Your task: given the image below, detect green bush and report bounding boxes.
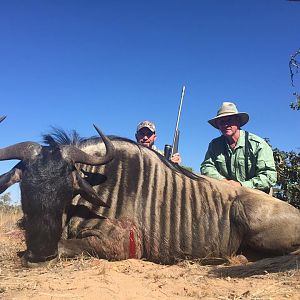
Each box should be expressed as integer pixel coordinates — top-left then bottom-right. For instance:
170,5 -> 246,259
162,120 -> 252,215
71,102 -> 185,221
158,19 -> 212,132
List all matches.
273,149 -> 300,208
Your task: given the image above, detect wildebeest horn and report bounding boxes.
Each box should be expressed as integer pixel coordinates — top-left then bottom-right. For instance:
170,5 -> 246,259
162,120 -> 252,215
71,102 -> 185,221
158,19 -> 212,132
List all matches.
72,171 -> 110,208
0,166 -> 22,194
0,142 -> 42,161
0,116 -> 6,123
63,125 -> 115,165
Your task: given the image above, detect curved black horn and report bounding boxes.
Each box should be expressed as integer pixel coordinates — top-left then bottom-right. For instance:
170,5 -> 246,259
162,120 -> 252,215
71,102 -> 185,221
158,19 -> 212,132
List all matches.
63,125 -> 115,165
0,142 -> 42,161
0,166 -> 22,194
0,116 -> 6,123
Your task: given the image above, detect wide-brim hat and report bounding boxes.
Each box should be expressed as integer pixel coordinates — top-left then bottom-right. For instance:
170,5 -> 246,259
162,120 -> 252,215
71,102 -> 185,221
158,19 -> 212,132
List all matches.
0,116 -> 6,123
208,102 -> 249,129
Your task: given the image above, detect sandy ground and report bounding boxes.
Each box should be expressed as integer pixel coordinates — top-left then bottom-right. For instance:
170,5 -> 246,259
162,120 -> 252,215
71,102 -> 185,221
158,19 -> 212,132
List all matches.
1,229 -> 300,300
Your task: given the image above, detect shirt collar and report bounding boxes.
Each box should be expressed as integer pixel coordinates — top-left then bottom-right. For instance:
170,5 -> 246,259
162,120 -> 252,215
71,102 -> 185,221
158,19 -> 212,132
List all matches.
223,129 -> 245,152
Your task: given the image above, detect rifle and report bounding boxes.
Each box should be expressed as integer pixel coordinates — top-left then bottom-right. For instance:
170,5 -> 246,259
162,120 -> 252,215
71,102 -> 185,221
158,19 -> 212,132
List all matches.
164,86 -> 185,160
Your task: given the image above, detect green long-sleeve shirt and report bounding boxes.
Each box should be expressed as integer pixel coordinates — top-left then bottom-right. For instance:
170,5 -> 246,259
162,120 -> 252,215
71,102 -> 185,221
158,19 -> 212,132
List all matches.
200,130 -> 277,191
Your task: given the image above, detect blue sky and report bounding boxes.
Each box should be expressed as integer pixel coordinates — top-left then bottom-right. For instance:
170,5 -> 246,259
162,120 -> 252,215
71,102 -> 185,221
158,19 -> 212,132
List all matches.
0,1 -> 299,203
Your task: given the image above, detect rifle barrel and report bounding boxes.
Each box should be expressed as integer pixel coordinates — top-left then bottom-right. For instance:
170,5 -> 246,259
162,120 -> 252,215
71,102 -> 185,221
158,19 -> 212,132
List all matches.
172,86 -> 185,155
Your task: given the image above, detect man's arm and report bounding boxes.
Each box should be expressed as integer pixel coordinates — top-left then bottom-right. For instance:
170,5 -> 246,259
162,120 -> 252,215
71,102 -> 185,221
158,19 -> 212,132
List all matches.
200,143 -> 226,180
240,141 -> 277,191
171,153 -> 181,164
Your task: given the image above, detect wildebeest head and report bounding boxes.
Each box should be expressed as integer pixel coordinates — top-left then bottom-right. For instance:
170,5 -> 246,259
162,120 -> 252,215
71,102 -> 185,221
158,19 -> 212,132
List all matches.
0,125 -> 114,265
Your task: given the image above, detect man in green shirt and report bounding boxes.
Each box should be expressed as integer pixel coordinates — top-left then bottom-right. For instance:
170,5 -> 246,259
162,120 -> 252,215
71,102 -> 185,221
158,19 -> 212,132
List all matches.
200,102 -> 277,192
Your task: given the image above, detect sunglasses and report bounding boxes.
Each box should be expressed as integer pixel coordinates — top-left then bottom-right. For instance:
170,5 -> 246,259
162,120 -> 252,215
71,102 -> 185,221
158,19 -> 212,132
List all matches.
217,116 -> 238,126
137,128 -> 155,137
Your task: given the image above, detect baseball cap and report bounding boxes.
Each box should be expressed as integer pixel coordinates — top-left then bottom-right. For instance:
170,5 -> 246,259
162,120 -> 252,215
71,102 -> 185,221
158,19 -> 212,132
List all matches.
136,120 -> 156,133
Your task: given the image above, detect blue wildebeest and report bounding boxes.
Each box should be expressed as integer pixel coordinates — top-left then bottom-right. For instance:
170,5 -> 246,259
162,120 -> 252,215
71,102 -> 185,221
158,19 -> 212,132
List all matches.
0,125 -> 300,271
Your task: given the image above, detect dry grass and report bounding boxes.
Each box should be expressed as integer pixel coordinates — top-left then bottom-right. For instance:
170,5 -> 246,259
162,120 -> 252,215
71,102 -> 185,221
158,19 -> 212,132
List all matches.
0,207 -> 22,232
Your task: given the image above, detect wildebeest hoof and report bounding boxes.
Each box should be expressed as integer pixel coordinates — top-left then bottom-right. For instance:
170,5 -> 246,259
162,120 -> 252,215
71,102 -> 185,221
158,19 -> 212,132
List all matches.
20,255 -> 58,268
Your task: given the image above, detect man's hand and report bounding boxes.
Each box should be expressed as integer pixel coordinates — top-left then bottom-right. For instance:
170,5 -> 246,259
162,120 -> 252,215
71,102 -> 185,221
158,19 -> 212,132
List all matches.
171,153 -> 181,164
221,179 -> 241,187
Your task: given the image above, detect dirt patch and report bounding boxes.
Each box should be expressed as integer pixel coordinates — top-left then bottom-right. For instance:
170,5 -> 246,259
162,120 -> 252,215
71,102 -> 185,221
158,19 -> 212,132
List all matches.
1,230 -> 300,300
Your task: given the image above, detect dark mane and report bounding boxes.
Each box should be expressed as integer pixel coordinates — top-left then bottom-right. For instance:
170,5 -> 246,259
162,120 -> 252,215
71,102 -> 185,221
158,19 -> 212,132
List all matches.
45,129 -> 200,180
42,127 -> 87,146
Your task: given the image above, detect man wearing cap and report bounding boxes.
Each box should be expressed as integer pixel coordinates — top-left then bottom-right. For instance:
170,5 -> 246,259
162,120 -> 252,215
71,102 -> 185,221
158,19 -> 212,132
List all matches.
200,102 -> 276,192
135,120 -> 181,164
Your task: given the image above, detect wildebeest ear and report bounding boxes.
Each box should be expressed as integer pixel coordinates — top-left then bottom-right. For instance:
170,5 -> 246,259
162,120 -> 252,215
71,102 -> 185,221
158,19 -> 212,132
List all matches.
80,169 -> 107,186
0,164 -> 22,194
72,171 -> 110,208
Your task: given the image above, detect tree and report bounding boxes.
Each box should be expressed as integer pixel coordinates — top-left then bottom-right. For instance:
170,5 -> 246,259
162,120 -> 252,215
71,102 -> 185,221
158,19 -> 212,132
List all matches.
0,193 -> 12,208
0,193 -> 15,213
289,48 -> 300,110
273,148 -> 300,208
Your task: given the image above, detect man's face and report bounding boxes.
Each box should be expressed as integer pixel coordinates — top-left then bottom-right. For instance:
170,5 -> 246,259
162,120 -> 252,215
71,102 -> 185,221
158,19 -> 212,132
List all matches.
135,127 -> 156,148
216,115 -> 240,138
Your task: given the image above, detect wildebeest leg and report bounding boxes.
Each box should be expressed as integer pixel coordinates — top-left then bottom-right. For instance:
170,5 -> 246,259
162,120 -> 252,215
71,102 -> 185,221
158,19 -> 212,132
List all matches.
58,237 -> 101,258
59,218 -> 143,260
234,193 -> 300,255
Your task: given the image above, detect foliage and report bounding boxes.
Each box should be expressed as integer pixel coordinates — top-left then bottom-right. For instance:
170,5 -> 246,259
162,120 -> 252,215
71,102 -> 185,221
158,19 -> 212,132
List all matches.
273,149 -> 300,208
0,193 -> 21,213
289,48 -> 300,110
290,92 -> 300,110
0,193 -> 22,230
182,165 -> 194,173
